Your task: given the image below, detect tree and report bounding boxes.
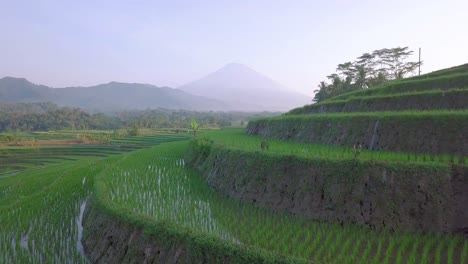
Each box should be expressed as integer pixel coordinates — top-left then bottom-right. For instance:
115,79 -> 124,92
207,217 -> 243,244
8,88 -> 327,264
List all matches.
379,47 -> 420,79
313,46 -> 421,102
191,119 -> 199,140
313,81 -> 330,102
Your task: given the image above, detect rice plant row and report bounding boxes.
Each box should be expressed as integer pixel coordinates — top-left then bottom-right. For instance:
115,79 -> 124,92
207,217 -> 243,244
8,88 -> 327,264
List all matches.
0,132 -> 190,176
0,133 -> 190,263
0,160 -> 97,263
98,141 -> 468,263
200,129 -> 465,165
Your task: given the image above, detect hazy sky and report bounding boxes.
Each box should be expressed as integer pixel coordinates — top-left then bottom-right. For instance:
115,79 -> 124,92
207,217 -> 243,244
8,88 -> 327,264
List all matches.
1,0 -> 467,96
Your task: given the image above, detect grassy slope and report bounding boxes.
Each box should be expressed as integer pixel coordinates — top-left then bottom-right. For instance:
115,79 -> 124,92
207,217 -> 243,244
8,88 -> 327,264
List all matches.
2,130 -> 467,263
247,110 -> 468,155
91,140 -> 467,263
201,128 -> 463,164
0,132 -> 189,263
288,88 -> 468,114
328,67 -> 468,102
0,132 -> 189,176
288,63 -> 468,115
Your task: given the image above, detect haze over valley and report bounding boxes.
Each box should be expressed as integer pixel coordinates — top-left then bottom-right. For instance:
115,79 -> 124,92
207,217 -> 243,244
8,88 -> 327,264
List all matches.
1,63 -> 310,112
1,1 -> 467,264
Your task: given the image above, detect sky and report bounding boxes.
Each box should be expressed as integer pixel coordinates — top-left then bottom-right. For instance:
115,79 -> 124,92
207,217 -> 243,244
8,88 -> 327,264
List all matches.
1,0 -> 467,96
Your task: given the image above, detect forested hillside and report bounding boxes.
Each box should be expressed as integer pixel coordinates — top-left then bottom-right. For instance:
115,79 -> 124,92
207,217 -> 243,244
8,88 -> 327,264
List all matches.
0,102 -> 276,132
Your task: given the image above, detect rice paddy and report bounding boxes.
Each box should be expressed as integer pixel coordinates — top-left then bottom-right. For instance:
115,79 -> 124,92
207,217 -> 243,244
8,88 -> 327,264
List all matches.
1,124 -> 466,263
199,128 -> 465,165
0,131 -> 189,263
0,131 -> 189,176
96,140 -> 468,263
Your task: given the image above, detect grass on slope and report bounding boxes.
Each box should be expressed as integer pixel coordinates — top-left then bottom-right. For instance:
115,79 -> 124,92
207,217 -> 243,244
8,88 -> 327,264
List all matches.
288,88 -> 468,115
0,132 -> 189,176
96,141 -> 468,263
0,132 -> 191,263
327,71 -> 468,102
0,159 -> 98,263
406,63 -> 468,81
202,128 -> 465,165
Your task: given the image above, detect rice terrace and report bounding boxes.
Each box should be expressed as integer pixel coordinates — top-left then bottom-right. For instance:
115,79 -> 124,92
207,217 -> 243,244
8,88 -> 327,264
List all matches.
2,2 -> 468,263
0,62 -> 467,263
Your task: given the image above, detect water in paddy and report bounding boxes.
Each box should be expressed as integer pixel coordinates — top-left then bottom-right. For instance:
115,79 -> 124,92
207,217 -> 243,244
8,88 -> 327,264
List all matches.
108,158 -> 240,244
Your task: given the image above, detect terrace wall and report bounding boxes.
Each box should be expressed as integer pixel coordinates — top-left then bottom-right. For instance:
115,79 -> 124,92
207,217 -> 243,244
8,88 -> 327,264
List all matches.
246,113 -> 468,155
82,196 -> 304,264
288,89 -> 468,115
328,72 -> 468,101
187,143 -> 468,234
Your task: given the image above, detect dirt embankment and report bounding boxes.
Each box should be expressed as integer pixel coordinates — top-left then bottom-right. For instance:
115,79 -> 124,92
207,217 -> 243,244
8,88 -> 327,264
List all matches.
290,89 -> 468,114
247,115 -> 467,156
187,144 -> 468,234
82,200 -> 302,264
82,204 -> 192,263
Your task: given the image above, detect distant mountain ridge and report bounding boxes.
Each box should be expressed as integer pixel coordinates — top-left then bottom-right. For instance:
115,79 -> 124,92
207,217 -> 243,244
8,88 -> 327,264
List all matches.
1,63 -> 312,112
0,77 -> 227,112
179,63 -> 312,111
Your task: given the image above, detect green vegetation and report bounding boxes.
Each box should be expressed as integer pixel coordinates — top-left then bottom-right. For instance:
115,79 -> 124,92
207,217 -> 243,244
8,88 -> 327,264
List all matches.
405,63 -> 468,81
313,46 -> 422,102
247,110 -> 468,156
328,71 -> 468,102
311,59 -> 468,115
0,132 -> 191,263
289,88 -> 468,114
1,128 -> 467,262
2,62 -> 467,263
0,102 -> 277,133
200,128 -> 463,164
0,158 -> 97,263
93,140 -> 467,263
0,130 -> 189,176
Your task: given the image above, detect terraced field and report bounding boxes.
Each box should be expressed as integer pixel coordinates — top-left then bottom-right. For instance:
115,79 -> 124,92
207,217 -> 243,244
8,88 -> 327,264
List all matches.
87,141 -> 467,263
1,63 -> 467,263
290,63 -> 468,115
201,128 -> 464,164
0,132 -> 189,263
0,132 -> 189,176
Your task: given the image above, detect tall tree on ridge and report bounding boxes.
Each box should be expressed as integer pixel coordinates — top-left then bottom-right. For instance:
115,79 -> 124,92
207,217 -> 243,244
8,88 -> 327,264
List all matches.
313,46 -> 421,102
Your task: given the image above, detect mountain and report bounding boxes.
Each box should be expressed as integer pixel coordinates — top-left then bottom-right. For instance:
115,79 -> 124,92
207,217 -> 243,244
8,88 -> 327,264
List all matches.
0,77 -> 227,112
179,63 -> 312,111
0,77 -> 51,102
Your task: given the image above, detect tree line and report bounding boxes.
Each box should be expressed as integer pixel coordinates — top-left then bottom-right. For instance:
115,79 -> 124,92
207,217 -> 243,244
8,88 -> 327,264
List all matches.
0,102 -> 277,132
313,46 -> 421,102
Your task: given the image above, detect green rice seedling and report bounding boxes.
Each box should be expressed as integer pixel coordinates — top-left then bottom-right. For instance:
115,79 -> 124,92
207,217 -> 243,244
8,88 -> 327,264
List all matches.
434,237 -> 446,264
88,139 -> 467,263
447,236 -> 462,264
199,128 -> 463,165
461,241 -> 468,264
0,132 -> 190,263
395,234 -> 413,264
333,235 -> 354,263
358,234 -> 376,263
370,237 -> 384,264
420,236 -> 436,263
406,237 -> 421,264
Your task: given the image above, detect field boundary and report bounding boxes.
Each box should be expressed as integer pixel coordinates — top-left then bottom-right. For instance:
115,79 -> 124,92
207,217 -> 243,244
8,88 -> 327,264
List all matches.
82,146 -> 307,264
289,89 -> 468,115
247,111 -> 468,155
186,140 -> 468,234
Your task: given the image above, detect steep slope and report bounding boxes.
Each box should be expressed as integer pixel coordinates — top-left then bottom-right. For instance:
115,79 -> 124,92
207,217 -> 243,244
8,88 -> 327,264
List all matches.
179,63 -> 311,111
0,77 -> 227,111
0,77 -> 51,102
